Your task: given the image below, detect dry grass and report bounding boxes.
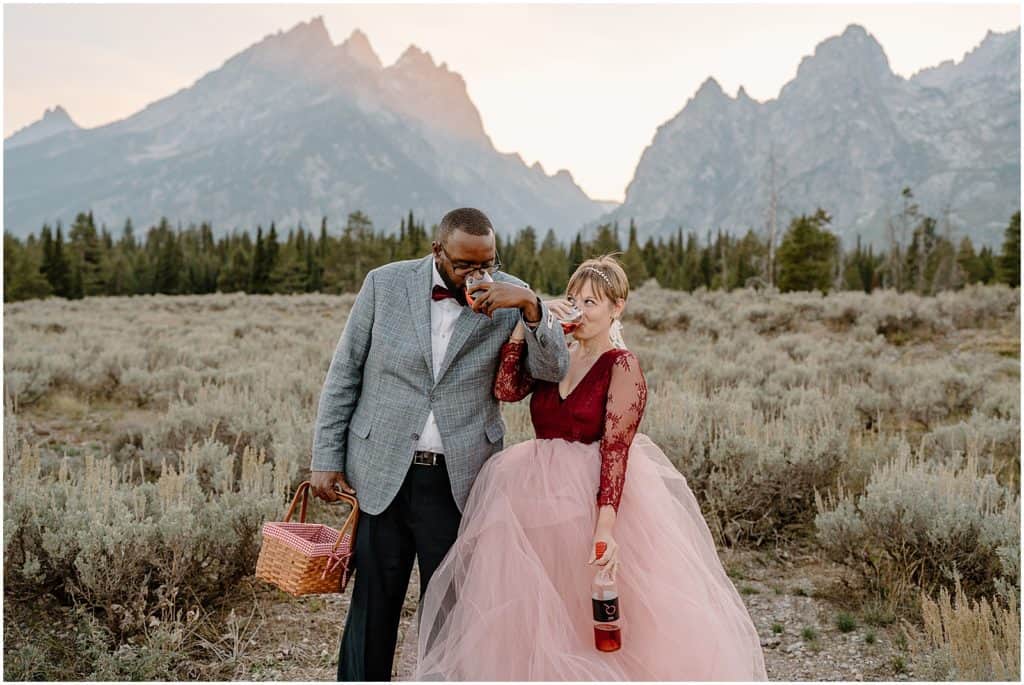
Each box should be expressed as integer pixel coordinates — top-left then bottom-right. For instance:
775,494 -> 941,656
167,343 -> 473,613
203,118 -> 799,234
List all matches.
914,578 -> 1020,680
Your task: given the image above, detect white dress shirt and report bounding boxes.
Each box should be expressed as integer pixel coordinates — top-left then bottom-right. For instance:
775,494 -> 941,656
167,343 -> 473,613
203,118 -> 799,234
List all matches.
416,260 -> 464,454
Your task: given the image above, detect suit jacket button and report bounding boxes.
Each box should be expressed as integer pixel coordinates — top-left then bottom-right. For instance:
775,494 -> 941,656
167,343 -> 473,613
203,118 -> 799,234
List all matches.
411,433 -> 419,440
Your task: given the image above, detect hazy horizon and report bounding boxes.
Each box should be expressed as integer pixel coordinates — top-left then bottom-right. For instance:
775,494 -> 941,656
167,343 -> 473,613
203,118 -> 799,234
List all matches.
4,3 -> 1021,201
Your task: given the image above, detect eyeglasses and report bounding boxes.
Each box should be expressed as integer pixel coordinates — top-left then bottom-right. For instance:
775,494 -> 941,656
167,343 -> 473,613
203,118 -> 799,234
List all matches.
438,243 -> 502,275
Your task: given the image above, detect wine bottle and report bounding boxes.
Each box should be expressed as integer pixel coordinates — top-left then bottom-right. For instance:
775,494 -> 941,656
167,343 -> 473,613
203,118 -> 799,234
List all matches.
592,542 -> 622,652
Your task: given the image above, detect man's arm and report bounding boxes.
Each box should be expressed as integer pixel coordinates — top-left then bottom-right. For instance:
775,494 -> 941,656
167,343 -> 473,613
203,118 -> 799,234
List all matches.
518,297 -> 570,383
310,269 -> 376,474
468,278 -> 570,383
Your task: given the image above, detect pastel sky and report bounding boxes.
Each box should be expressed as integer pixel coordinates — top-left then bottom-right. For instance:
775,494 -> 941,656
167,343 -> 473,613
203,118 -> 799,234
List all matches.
4,2 -> 1020,201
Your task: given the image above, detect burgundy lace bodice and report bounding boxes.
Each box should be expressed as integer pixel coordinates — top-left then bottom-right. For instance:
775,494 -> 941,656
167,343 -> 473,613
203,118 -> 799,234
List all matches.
494,341 -> 648,512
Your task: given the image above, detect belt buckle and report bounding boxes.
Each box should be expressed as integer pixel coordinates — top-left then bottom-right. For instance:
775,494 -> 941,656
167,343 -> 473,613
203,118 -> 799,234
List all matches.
414,451 -> 438,466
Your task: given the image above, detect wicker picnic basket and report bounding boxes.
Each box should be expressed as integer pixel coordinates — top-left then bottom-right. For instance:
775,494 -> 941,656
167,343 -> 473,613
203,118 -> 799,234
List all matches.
255,481 -> 359,596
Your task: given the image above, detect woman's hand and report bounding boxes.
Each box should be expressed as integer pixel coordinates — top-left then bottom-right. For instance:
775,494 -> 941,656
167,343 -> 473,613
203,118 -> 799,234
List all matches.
587,527 -> 620,581
509,320 -> 526,342
544,298 -> 576,321
588,504 -> 619,579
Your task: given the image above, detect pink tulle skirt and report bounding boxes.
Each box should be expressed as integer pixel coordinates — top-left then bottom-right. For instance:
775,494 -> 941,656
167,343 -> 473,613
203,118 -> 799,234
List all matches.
413,434 -> 768,681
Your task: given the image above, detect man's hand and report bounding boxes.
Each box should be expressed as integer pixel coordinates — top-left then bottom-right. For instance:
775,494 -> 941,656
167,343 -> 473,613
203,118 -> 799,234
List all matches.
467,282 -> 536,319
311,470 -> 356,502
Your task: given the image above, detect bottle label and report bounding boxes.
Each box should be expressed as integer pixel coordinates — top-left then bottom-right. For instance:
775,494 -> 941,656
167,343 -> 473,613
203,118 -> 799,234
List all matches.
592,596 -> 620,622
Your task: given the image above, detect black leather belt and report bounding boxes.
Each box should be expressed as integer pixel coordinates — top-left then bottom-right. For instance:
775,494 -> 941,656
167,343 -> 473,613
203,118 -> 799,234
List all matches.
413,450 -> 445,466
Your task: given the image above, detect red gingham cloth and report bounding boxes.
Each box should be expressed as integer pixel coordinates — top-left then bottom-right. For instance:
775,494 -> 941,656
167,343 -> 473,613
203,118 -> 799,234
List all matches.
263,522 -> 354,580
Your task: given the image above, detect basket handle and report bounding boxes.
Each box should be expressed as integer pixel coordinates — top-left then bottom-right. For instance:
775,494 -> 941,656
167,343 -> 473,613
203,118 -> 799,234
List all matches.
284,481 -> 361,524
323,494 -> 361,579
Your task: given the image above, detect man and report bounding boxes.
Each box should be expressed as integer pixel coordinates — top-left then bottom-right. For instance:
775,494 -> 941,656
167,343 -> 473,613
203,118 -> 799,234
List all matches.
309,207 -> 570,681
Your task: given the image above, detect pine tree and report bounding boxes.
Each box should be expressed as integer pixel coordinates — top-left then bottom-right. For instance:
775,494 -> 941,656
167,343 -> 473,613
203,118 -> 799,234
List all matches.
622,219 -> 648,285
47,224 -> 71,297
153,218 -> 182,294
39,224 -> 56,290
510,226 -> 540,288
4,232 -> 52,301
641,237 -> 659,283
998,211 -> 1020,287
733,229 -> 763,288
535,229 -> 567,295
904,216 -> 938,294
590,223 -> 621,256
304,236 -> 318,292
68,211 -> 105,296
121,218 -> 137,253
777,208 -> 839,293
956,236 -> 983,284
568,233 -> 584,270
265,222 -> 281,291
699,230 -> 713,289
682,231 -> 701,291
218,241 -> 250,293
249,226 -> 266,293
978,246 -> 997,284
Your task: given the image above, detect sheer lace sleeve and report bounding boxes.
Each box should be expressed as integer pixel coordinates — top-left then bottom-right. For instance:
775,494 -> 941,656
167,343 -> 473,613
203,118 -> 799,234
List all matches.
494,340 -> 536,402
597,351 -> 648,513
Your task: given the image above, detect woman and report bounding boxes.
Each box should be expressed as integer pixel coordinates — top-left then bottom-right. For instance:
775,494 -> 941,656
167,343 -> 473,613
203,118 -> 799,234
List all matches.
414,256 -> 768,680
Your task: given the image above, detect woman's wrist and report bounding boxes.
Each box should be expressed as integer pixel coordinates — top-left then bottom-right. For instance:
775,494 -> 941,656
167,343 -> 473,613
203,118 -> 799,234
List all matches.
509,321 -> 527,343
596,504 -> 617,531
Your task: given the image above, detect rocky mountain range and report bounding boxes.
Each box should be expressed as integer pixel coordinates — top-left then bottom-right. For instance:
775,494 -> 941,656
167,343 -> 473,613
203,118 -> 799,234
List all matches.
4,17 -> 605,239
5,20 -> 1019,248
601,24 -> 1020,249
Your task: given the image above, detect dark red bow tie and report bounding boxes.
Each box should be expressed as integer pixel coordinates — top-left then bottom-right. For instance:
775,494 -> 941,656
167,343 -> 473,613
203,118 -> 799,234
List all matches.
432,284 -> 460,302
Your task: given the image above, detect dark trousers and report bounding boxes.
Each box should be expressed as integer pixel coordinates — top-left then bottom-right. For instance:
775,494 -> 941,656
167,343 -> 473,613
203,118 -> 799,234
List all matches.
337,460 -> 462,681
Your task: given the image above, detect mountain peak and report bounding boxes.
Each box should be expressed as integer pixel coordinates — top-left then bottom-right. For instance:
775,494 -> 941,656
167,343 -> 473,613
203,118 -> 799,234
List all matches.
695,76 -> 725,98
339,28 -> 382,70
687,77 -> 728,109
279,16 -> 332,48
395,45 -> 436,70
841,23 -> 870,40
244,16 -> 333,69
285,15 -> 330,40
42,105 -> 75,125
794,23 -> 892,84
4,104 -> 80,149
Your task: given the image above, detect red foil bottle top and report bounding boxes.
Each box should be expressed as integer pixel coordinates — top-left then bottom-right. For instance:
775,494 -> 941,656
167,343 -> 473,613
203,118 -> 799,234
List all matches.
595,541 -> 607,559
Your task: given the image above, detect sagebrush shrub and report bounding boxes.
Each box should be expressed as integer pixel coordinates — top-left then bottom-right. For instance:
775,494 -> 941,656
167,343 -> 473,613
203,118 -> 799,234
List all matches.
815,441 -> 1019,608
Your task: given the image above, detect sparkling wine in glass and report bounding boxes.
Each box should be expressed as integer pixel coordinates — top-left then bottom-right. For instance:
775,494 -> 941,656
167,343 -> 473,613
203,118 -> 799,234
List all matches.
560,306 -> 583,335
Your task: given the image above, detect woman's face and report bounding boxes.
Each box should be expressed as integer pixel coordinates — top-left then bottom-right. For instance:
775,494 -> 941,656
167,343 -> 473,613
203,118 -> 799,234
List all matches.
566,280 -> 623,344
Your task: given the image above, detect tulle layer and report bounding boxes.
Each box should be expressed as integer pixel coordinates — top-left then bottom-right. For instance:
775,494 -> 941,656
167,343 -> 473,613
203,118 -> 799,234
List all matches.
413,435 -> 768,681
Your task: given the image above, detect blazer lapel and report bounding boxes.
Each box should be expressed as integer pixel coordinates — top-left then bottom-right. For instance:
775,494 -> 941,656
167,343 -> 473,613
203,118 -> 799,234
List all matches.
406,254 -> 435,375
435,305 -> 485,386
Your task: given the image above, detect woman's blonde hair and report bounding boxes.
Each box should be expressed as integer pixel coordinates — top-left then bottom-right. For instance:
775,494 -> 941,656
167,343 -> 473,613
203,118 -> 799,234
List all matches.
566,254 -> 629,304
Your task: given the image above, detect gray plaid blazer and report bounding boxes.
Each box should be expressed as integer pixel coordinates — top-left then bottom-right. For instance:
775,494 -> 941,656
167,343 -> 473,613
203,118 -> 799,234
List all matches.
310,253 -> 571,516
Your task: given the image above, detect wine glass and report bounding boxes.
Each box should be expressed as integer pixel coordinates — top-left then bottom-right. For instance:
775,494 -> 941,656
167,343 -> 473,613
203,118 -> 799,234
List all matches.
464,272 -> 494,306
559,306 -> 583,335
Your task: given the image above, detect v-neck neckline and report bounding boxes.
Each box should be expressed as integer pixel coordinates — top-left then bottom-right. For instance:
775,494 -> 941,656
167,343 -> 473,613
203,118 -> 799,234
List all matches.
557,347 -> 617,402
